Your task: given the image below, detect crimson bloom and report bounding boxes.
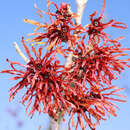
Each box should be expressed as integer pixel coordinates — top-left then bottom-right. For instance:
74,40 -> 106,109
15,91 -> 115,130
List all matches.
1,37 -> 72,117
24,2 -> 80,50
70,41 -> 130,88
84,0 -> 127,45
26,22 -> 78,49
47,1 -> 77,25
66,84 -> 126,130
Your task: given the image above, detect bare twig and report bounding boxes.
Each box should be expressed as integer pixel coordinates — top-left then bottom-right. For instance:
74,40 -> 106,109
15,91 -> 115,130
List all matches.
65,49 -> 73,68
76,0 -> 88,25
65,0 -> 89,67
14,42 -> 29,63
49,118 -> 59,130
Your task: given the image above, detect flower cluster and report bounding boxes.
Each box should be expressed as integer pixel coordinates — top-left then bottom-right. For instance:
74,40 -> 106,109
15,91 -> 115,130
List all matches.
24,1 -> 80,50
1,0 -> 129,130
2,37 -> 73,117
83,0 -> 127,46
71,42 -> 130,87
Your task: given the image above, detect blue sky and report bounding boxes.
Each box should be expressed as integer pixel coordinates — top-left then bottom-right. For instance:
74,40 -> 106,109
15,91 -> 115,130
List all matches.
0,0 -> 130,130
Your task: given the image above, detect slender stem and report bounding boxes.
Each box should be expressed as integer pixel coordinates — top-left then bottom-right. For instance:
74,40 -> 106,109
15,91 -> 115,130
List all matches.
65,0 -> 89,68
65,51 -> 73,68
14,42 -> 29,63
49,118 -> 59,130
76,0 -> 89,25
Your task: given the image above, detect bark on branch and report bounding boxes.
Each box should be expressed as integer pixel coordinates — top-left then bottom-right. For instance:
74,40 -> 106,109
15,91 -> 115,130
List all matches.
76,0 -> 88,25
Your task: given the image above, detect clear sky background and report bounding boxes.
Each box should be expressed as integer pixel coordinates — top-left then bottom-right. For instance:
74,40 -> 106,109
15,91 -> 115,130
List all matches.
0,0 -> 130,130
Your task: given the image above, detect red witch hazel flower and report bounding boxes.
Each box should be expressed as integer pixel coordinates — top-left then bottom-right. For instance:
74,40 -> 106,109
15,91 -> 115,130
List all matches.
66,84 -> 126,130
70,41 -> 130,87
84,0 -> 127,45
24,1 -> 80,50
47,1 -> 73,23
1,37 -> 72,117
